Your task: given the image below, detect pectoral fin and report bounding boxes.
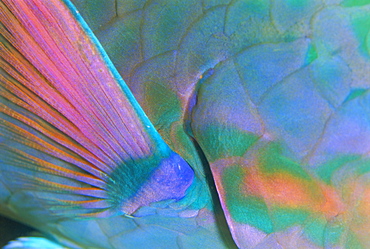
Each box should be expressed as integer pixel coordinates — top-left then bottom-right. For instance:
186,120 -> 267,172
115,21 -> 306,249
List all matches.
0,0 -> 193,218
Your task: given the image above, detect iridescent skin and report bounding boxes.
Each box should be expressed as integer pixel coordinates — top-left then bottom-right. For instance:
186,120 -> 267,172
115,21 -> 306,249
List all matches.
1,0 -> 370,248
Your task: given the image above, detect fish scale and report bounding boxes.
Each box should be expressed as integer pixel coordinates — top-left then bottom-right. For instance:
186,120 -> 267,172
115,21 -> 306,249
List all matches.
1,0 -> 370,248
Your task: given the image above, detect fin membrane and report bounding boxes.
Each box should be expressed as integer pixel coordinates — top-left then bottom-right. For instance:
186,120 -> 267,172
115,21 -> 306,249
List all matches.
0,0 -> 193,218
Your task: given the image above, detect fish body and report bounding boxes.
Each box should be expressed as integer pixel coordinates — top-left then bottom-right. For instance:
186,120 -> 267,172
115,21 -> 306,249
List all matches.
1,0 -> 370,248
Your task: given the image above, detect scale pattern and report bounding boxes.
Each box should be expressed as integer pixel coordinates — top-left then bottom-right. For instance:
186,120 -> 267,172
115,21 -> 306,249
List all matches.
1,0 -> 370,248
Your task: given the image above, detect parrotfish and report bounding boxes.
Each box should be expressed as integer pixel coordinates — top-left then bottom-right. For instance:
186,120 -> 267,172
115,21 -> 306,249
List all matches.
1,0 -> 370,248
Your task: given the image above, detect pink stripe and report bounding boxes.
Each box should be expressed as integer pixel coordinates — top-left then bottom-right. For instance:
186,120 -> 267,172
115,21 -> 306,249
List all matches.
1,0 -> 152,168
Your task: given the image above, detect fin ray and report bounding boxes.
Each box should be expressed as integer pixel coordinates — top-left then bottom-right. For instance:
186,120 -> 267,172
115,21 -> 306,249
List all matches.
0,0 -> 193,218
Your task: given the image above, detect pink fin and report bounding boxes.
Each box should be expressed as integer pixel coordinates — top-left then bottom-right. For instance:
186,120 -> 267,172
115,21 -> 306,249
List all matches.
0,0 -> 177,217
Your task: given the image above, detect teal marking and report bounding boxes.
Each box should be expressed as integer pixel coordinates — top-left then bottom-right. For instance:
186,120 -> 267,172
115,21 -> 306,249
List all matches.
304,217 -> 326,247
342,0 -> 370,7
351,14 -> 370,58
286,0 -> 309,9
259,143 -> 311,181
354,158 -> 370,176
344,88 -> 368,103
222,165 -> 273,233
317,155 -> 360,184
304,43 -> 318,65
271,207 -> 310,231
324,220 -> 345,247
198,125 -> 259,162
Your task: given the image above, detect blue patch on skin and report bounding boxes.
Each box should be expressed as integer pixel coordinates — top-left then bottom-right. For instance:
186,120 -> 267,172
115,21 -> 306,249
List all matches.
152,152 -> 194,200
